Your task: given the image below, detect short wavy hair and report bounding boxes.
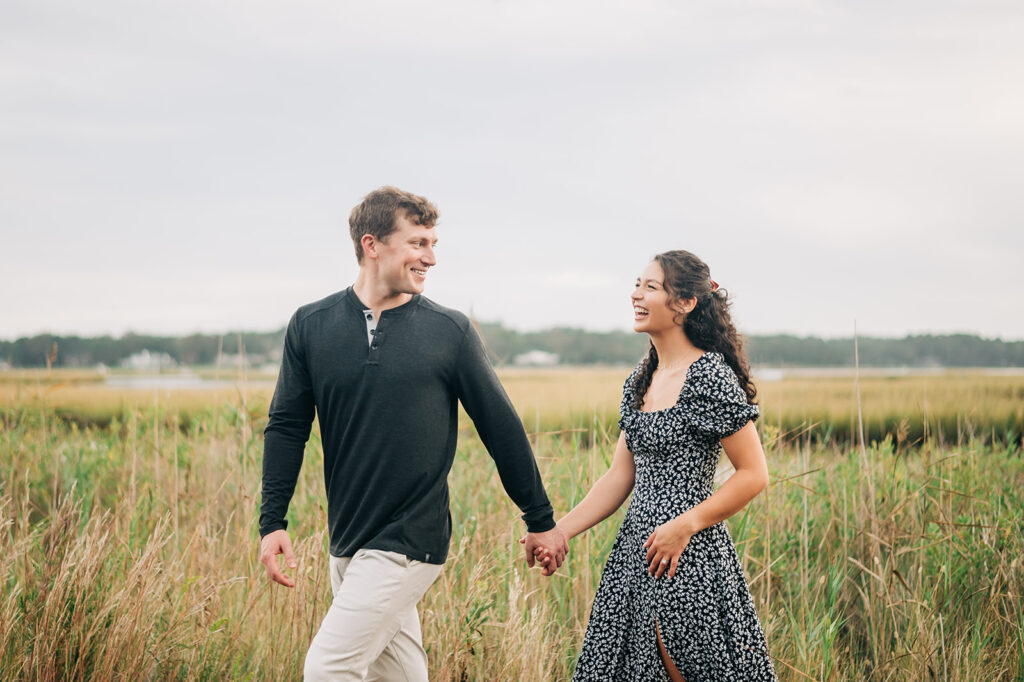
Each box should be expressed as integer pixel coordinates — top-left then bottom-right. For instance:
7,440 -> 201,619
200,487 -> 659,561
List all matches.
348,186 -> 439,263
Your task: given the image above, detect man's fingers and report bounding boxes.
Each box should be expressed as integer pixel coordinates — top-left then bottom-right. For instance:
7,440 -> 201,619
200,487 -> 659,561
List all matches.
265,556 -> 295,587
259,531 -> 297,587
281,535 -> 297,569
276,532 -> 296,565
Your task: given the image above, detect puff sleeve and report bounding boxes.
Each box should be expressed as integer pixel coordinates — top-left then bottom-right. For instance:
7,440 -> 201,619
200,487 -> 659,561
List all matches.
684,354 -> 759,439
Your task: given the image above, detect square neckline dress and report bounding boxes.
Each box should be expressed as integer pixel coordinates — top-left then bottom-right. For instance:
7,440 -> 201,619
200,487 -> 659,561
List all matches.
572,352 -> 777,682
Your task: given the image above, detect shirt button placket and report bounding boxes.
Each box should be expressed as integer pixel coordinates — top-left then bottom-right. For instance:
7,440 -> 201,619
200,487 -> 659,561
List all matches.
363,309 -> 380,364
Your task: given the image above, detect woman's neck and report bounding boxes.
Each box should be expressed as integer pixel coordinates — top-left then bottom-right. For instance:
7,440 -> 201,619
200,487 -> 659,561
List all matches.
649,328 -> 704,370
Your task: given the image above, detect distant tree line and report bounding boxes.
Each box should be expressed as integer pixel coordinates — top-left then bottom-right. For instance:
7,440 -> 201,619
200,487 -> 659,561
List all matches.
1,326 -> 1022,369
0,331 -> 286,368
746,333 -> 1024,368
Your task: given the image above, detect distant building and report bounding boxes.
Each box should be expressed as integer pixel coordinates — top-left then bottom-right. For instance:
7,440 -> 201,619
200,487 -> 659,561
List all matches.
513,350 -> 559,366
121,350 -> 177,371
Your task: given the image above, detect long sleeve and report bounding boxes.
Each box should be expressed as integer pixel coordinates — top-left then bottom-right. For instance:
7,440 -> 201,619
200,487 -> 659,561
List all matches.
259,312 -> 316,537
454,324 -> 555,533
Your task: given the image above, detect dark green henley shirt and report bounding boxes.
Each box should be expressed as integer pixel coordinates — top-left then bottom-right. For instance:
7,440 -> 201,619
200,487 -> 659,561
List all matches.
259,287 -> 555,564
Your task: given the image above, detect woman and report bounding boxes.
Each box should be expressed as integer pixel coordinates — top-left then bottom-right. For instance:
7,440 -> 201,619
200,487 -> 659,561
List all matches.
540,250 -> 776,681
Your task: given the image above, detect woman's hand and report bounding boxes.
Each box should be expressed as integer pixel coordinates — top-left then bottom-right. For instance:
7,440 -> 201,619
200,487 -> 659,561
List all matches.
520,523 -> 570,577
643,516 -> 696,579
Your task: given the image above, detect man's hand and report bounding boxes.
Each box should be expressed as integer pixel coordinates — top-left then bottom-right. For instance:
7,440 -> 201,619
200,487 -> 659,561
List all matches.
520,525 -> 569,577
260,529 -> 298,587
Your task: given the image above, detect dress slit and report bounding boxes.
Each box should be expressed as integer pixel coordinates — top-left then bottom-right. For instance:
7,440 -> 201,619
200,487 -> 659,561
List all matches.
654,615 -> 686,682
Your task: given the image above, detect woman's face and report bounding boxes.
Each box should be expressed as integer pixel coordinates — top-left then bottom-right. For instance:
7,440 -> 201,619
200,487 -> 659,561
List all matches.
631,260 -> 681,334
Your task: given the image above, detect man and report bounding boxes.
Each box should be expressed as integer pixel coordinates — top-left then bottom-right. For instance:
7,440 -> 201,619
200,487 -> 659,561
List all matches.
259,186 -> 568,681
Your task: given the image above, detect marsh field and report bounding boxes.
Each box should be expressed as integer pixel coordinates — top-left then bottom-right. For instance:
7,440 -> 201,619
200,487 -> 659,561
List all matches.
1,367 -> 1022,680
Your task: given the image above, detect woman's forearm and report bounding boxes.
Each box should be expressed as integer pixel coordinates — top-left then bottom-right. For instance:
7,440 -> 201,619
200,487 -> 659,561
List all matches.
558,470 -> 634,540
676,466 -> 768,535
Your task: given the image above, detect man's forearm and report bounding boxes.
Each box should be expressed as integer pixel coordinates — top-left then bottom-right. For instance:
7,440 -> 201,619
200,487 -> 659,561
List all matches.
455,327 -> 555,531
259,431 -> 308,536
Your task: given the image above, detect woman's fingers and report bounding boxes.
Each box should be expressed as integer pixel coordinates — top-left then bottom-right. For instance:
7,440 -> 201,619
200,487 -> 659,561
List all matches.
534,547 -> 557,568
647,551 -> 681,578
668,553 -> 681,579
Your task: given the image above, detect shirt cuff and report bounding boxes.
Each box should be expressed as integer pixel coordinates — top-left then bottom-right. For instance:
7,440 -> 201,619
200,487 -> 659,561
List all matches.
259,520 -> 289,537
523,512 -> 556,534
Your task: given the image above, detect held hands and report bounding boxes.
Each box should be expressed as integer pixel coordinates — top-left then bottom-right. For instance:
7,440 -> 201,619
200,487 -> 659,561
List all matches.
260,529 -> 298,587
520,525 -> 569,577
644,516 -> 696,579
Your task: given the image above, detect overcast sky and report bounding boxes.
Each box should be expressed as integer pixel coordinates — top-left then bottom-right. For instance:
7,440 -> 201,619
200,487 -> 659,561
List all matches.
2,0 -> 1022,341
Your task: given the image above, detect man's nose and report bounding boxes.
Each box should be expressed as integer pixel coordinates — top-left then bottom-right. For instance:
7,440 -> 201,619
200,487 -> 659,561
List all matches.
422,245 -> 437,266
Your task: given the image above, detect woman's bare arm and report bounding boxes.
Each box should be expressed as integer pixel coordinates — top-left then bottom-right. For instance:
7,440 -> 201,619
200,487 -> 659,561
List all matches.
557,432 -> 637,540
680,421 -> 769,532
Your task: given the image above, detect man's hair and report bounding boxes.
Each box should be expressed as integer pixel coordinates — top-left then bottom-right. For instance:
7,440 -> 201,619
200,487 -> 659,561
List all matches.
348,186 -> 440,263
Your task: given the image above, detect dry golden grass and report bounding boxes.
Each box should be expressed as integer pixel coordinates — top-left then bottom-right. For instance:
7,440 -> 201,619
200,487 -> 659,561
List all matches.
1,368 -> 1022,680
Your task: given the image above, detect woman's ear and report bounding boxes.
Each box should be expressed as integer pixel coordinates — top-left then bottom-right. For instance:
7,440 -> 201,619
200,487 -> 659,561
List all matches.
673,296 -> 698,316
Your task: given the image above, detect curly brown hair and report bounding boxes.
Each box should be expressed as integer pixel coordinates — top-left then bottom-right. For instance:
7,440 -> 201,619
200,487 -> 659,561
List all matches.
632,250 -> 757,410
348,186 -> 440,263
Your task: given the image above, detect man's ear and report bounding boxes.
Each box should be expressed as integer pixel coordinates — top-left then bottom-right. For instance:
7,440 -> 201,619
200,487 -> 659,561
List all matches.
360,233 -> 379,260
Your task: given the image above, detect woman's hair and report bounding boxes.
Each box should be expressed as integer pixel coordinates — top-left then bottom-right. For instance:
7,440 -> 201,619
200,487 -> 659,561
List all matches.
632,250 -> 757,409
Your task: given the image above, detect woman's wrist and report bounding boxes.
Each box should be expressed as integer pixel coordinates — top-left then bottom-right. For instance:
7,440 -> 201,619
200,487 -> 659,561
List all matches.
673,511 -> 702,536
555,519 -> 577,541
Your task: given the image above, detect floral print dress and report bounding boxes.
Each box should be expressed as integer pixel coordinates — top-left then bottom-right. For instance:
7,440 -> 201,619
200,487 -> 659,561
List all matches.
573,352 -> 777,682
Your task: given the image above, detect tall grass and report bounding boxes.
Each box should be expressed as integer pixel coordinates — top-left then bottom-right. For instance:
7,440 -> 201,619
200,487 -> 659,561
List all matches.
1,372 -> 1022,680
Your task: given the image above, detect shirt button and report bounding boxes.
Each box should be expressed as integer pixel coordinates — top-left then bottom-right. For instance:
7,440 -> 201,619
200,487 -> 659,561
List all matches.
371,343 -> 378,350
365,314 -> 372,320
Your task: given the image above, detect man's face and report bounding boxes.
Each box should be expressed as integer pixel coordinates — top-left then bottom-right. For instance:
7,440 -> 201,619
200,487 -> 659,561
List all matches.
372,214 -> 437,296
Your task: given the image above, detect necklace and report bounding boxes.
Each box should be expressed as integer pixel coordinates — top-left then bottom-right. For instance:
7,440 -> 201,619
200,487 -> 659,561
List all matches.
656,350 -> 703,373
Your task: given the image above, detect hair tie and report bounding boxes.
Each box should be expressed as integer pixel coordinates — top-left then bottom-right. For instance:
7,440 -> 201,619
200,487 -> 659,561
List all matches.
710,280 -> 719,292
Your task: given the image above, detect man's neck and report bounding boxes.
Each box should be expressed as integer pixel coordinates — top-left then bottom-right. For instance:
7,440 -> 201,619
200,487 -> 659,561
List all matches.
352,271 -> 414,319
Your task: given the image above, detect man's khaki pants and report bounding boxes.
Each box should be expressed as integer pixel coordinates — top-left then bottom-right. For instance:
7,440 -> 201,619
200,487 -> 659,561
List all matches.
304,549 -> 443,681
